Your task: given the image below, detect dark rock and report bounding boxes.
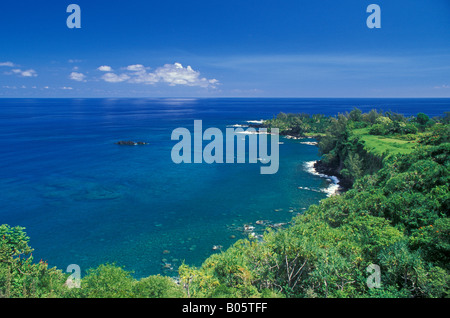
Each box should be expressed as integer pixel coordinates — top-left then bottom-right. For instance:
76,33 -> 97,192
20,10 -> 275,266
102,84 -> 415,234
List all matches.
115,141 -> 148,146
314,160 -> 352,191
248,123 -> 265,129
313,160 -> 338,177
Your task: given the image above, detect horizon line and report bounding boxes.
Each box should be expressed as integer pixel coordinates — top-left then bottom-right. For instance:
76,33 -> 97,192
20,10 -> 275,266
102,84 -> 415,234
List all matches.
1,96 -> 450,99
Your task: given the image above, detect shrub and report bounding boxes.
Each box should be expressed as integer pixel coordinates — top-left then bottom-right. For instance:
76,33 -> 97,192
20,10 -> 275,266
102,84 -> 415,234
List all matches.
133,275 -> 185,298
369,124 -> 387,135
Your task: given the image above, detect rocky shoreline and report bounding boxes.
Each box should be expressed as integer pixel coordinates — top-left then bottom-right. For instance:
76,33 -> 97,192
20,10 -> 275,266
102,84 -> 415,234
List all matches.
313,160 -> 352,193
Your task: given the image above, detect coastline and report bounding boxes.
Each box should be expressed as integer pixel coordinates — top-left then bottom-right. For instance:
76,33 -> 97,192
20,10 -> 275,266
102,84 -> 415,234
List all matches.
242,119 -> 348,197
313,160 -> 351,193
303,160 -> 343,197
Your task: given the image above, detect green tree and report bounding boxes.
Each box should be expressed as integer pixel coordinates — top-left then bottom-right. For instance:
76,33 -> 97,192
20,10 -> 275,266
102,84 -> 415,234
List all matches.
178,263 -> 220,298
132,275 -> 185,298
416,112 -> 430,126
348,108 -> 363,122
409,218 -> 450,269
0,224 -> 68,298
342,152 -> 364,182
76,263 -> 135,298
377,240 -> 449,297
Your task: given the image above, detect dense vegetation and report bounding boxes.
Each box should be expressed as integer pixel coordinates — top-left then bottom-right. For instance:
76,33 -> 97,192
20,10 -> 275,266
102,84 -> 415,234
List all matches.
1,109 -> 449,298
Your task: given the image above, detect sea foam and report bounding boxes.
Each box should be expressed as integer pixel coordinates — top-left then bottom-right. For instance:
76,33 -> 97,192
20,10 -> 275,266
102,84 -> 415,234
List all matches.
246,119 -> 265,124
302,161 -> 340,197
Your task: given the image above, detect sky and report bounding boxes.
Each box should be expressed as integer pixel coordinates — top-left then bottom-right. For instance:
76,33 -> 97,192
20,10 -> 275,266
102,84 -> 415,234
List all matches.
0,0 -> 449,98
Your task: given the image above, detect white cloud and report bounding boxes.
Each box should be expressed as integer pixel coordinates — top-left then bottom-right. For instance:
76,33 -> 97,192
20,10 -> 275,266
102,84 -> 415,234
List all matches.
98,65 -> 113,72
100,62 -> 219,88
154,63 -> 218,87
69,72 -> 87,82
101,72 -> 130,83
126,64 -> 146,72
21,70 -> 37,77
61,86 -> 73,90
0,61 -> 15,67
1,61 -> 37,77
10,69 -> 38,77
128,70 -> 158,84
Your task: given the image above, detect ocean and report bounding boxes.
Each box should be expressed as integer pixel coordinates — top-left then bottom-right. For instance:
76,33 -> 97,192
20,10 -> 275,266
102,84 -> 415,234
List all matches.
0,98 -> 448,278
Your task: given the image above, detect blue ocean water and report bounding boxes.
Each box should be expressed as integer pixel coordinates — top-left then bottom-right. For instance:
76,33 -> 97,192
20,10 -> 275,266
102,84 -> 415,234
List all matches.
0,98 -> 448,278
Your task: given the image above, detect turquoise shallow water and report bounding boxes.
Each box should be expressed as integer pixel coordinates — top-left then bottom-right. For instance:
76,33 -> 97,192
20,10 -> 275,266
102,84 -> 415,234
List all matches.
0,98 -> 448,278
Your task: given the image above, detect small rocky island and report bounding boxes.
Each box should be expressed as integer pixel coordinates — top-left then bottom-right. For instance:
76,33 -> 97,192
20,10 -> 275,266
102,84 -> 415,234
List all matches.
115,140 -> 148,146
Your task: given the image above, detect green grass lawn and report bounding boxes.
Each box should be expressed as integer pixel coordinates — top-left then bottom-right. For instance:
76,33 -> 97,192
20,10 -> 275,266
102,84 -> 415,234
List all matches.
304,132 -> 327,138
351,128 -> 417,156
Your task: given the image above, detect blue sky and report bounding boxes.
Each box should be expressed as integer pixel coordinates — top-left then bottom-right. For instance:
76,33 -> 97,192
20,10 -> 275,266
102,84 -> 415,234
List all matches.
0,0 -> 449,97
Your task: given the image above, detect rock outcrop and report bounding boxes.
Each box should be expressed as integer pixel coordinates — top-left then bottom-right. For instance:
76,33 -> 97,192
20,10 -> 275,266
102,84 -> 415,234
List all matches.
115,141 -> 148,146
